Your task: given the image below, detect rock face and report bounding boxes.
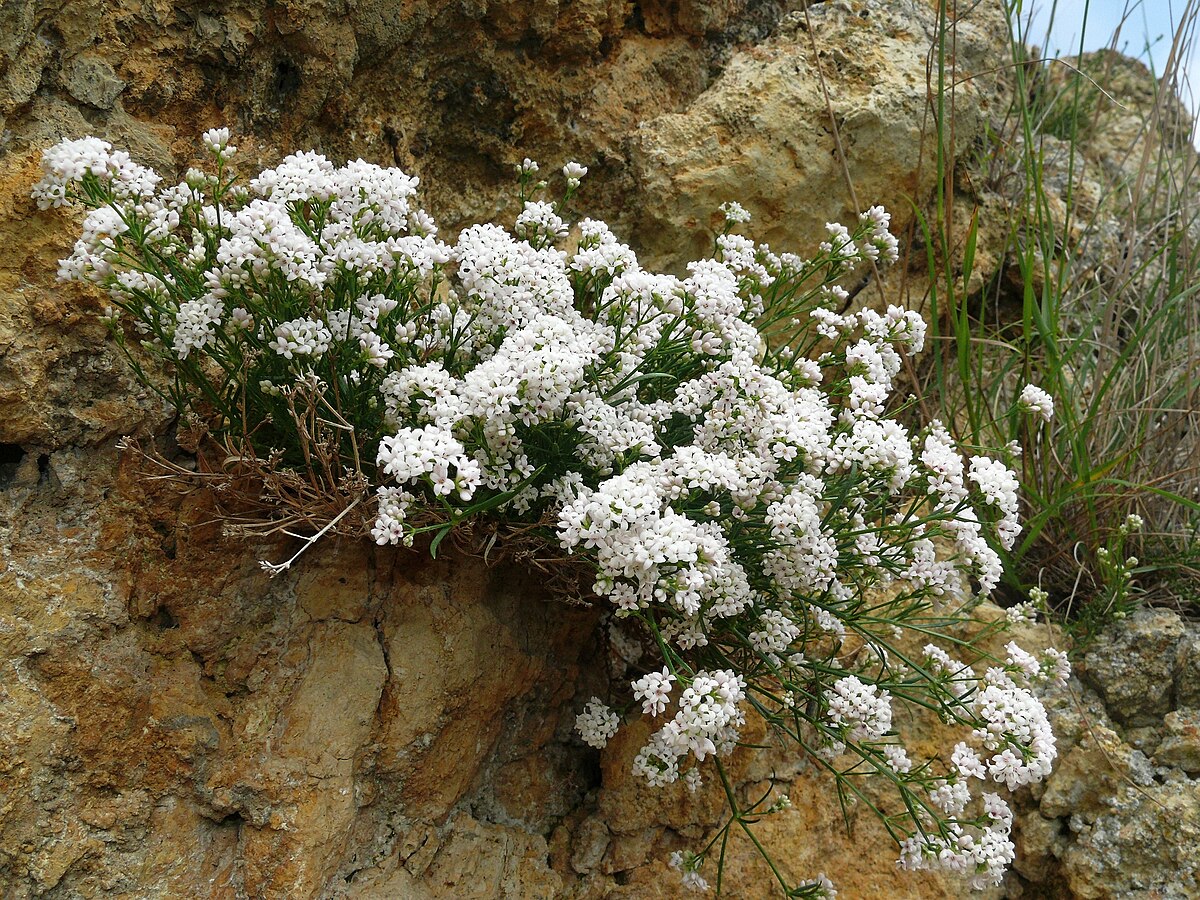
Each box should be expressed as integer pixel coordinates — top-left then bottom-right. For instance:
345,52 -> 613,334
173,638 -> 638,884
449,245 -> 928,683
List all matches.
1079,608 -> 1187,726
1010,608 -> 1200,900
0,449 -> 600,897
1,0 -> 1196,897
630,0 -> 1010,268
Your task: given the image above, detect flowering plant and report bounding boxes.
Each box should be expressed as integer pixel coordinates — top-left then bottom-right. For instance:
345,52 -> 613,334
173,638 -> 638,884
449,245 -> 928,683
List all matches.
35,131 -> 1066,896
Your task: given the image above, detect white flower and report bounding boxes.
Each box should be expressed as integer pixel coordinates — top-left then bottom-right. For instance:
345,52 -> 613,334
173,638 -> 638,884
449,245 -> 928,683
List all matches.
562,161 -> 588,187
32,136 -> 161,210
358,331 -> 395,368
883,744 -> 912,774
826,676 -> 892,741
1019,384 -> 1054,422
371,487 -> 415,546
377,424 -> 481,500
631,666 -> 675,717
201,127 -> 237,160
972,676 -> 1057,789
719,200 -> 752,224
173,297 -> 224,357
515,200 -> 568,245
820,221 -> 858,263
681,871 -> 708,892
768,792 -> 792,812
809,873 -> 837,899
230,307 -> 253,330
749,608 -> 800,656
951,742 -> 986,780
1121,513 -> 1144,533
633,733 -> 680,786
1005,601 -> 1038,624
1041,648 -> 1071,687
968,456 -> 1021,550
575,698 -> 620,749
858,205 -> 899,263
569,219 -> 639,277
669,851 -> 709,893
267,317 -> 332,360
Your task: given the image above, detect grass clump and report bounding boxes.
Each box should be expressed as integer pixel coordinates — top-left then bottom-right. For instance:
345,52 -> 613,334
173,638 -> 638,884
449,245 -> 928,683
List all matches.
913,0 -> 1200,644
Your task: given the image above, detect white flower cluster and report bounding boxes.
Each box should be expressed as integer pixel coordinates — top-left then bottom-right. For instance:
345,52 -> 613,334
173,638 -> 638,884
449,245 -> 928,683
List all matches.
972,673 -> 1058,790
631,666 -> 675,717
267,317 -> 333,360
514,200 -> 568,246
370,486 -> 415,546
575,698 -> 620,749
35,137 -> 452,382
1019,383 -> 1055,422
32,136 -> 161,210
919,425 -> 1007,594
826,675 -> 893,741
668,850 -> 709,893
968,456 -> 1021,550
858,205 -> 900,263
202,127 -> 236,161
1004,641 -> 1071,688
629,668 -> 746,787
898,790 -> 1017,890
719,200 -> 752,225
814,207 -> 899,268
38,130 -> 1060,897
377,425 -> 481,500
889,633 -> 1067,888
562,161 -> 587,190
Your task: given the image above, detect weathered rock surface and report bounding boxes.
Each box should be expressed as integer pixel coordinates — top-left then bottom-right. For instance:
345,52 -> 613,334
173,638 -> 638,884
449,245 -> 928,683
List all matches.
631,0 -> 1010,269
0,445 -> 602,897
1155,709 -> 1200,773
1079,607 -> 1187,726
1011,607 -> 1200,900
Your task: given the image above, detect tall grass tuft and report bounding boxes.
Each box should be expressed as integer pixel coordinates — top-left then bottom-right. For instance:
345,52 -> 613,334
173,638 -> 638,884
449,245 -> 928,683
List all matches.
913,0 -> 1200,644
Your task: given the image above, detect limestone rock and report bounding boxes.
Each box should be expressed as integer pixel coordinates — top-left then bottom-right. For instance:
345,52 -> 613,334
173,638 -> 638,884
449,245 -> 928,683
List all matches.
61,55 -> 126,110
630,0 -> 1010,269
1155,709 -> 1200,773
1011,810 -> 1069,886
1177,635 -> 1200,708
1079,607 -> 1186,725
1039,725 -> 1154,821
569,818 -> 610,875
1059,775 -> 1200,900
1016,610 -> 1200,900
0,451 -> 599,898
349,814 -> 563,899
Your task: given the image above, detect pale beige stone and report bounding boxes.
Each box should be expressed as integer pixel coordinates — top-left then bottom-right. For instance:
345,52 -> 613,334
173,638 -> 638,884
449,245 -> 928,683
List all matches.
630,0 -> 1010,270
